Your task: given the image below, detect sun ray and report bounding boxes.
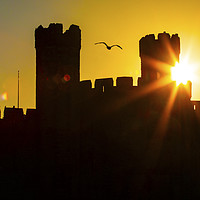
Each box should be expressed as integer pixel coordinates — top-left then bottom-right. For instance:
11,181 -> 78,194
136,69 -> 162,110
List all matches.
156,85 -> 178,134
144,85 -> 178,168
141,55 -> 173,76
109,55 -> 177,114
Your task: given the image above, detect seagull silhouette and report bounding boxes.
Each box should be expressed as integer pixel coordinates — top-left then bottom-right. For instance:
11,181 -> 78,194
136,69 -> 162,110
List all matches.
95,42 -> 123,50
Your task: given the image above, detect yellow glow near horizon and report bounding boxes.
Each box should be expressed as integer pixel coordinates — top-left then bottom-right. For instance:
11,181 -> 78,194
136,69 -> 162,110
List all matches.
1,92 -> 8,101
171,58 -> 194,85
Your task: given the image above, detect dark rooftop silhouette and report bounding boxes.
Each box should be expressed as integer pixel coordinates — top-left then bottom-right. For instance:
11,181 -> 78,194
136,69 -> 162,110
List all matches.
1,23 -> 200,200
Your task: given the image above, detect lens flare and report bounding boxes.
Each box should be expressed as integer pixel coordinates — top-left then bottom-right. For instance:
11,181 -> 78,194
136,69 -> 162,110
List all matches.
63,74 -> 70,82
1,92 -> 8,100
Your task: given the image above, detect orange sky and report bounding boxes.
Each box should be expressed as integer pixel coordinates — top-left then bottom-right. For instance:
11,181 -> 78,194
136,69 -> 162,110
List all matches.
0,0 -> 200,114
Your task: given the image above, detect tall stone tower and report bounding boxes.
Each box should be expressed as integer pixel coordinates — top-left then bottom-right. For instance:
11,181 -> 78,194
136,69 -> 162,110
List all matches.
35,23 -> 81,123
138,32 -> 180,85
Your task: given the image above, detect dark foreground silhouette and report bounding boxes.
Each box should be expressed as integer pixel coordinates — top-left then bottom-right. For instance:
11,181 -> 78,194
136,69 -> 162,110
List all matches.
0,24 -> 200,200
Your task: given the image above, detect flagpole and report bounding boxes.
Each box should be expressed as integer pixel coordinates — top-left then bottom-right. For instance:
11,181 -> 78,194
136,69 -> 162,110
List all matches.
18,70 -> 19,108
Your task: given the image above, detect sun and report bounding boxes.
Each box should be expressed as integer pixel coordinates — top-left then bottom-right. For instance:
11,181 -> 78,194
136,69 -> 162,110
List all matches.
171,58 -> 194,85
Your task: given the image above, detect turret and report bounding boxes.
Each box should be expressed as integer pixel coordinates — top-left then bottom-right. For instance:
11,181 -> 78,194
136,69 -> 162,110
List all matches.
139,32 -> 180,85
35,23 -> 81,123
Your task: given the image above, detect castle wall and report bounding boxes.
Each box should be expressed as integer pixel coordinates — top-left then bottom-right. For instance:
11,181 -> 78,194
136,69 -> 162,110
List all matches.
2,26 -> 200,199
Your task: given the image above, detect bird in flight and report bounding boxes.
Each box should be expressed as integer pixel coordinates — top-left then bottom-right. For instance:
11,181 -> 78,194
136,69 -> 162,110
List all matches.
95,42 -> 123,50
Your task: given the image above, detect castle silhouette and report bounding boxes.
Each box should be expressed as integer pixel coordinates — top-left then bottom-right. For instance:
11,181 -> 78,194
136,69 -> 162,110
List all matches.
1,24 -> 200,200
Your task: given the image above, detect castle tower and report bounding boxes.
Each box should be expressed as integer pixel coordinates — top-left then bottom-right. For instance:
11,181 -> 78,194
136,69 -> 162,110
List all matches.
35,23 -> 81,122
138,32 -> 180,85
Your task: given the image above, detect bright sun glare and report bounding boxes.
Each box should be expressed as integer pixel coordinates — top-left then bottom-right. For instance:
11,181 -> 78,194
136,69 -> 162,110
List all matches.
171,58 -> 194,85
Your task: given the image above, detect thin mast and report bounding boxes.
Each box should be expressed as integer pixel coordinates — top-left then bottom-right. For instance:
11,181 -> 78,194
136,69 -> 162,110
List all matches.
17,70 -> 19,108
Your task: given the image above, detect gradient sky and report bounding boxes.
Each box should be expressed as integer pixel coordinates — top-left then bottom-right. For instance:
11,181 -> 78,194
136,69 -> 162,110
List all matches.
1,0 -> 200,115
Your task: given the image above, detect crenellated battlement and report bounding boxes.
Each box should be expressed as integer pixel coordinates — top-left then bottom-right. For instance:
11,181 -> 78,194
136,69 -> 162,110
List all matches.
139,32 -> 180,86
79,76 -> 135,92
139,32 -> 180,58
78,76 -> 191,101
139,32 -> 180,64
35,23 -> 81,49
